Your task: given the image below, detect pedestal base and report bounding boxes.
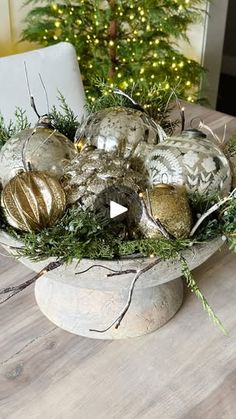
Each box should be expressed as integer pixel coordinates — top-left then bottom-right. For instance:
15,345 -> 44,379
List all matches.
35,276 -> 183,339
0,231 -> 223,340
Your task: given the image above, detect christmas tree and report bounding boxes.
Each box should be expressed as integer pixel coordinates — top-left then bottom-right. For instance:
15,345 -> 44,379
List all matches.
22,0 -> 205,102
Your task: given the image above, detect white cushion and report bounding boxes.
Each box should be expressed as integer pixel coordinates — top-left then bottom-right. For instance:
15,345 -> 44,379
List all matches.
0,42 -> 86,125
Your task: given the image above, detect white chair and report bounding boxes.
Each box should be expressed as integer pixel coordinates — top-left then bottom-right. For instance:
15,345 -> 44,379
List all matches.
0,42 -> 86,125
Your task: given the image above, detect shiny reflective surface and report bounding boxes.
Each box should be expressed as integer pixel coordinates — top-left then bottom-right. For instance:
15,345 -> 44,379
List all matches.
1,171 -> 66,231
0,127 -> 76,187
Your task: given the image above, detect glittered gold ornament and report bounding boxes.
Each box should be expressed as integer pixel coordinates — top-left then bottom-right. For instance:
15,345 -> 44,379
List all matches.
1,171 -> 66,232
75,107 -> 166,159
0,116 -> 77,187
138,184 -> 192,239
145,129 -> 232,196
62,148 -> 148,210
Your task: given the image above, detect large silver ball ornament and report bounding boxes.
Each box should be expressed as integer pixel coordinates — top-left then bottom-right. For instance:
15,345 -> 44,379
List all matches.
75,107 -> 166,158
0,125 -> 77,187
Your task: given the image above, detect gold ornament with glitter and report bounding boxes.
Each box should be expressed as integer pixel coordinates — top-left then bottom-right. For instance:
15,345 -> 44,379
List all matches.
1,171 -> 66,232
138,184 -> 192,239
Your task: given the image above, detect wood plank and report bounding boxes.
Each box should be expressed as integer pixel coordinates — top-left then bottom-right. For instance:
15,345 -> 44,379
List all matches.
0,105 -> 236,418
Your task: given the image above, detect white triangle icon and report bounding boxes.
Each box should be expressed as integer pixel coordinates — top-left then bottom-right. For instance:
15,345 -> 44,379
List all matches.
110,201 -> 128,219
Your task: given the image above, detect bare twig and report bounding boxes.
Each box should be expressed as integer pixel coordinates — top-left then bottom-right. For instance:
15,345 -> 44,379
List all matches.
89,257 -> 161,333
0,260 -> 62,304
24,61 -> 40,118
22,129 -> 36,171
0,240 -> 23,250
181,107 -> 185,133
39,73 -> 50,114
190,188 -> 236,237
107,269 -> 137,277
139,199 -> 173,240
198,120 -> 222,145
75,263 -> 138,278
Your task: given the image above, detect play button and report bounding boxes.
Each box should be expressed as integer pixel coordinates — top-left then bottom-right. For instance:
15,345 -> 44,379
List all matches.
93,185 -> 142,236
110,201 -> 128,219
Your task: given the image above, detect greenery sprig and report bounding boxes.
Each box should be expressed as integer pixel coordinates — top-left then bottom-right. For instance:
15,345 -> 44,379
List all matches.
0,108 -> 30,148
226,134 -> 236,157
49,92 -> 80,141
180,256 -> 228,335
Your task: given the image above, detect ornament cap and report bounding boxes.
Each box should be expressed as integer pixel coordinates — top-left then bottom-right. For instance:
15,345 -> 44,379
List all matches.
35,115 -> 53,129
152,183 -> 175,191
181,129 -> 206,139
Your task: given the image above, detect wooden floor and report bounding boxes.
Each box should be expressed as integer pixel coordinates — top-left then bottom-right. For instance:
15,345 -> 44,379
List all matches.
0,103 -> 236,419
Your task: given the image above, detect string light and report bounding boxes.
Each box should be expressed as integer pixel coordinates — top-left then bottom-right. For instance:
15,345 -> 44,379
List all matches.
24,1 -> 203,105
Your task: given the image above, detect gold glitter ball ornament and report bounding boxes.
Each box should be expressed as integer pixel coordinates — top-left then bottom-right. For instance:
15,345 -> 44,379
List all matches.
138,184 -> 192,239
1,171 -> 66,232
75,107 -> 167,159
0,117 -> 77,187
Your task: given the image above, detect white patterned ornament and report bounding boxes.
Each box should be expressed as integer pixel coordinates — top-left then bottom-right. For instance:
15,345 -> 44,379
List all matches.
145,129 -> 232,196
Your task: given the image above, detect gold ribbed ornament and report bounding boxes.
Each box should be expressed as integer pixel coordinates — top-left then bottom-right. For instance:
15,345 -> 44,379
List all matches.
1,171 -> 66,232
139,184 -> 192,239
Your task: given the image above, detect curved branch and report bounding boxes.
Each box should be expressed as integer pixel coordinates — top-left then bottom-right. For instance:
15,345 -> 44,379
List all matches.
90,257 -> 161,333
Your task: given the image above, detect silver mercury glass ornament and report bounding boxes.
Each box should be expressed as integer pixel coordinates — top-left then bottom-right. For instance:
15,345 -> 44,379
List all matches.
0,114 -> 77,187
75,90 -> 167,159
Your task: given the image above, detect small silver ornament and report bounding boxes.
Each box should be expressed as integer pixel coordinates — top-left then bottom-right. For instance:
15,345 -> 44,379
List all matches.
0,116 -> 77,187
75,107 -> 166,159
145,129 -> 232,196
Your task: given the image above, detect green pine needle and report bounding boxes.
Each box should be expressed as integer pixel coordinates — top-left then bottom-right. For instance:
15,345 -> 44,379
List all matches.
49,92 -> 80,141
226,134 -> 236,157
180,255 -> 228,335
0,108 -> 30,149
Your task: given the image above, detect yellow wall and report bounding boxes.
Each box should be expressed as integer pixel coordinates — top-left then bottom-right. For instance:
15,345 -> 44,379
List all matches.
0,0 -> 37,57
0,0 -> 206,61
